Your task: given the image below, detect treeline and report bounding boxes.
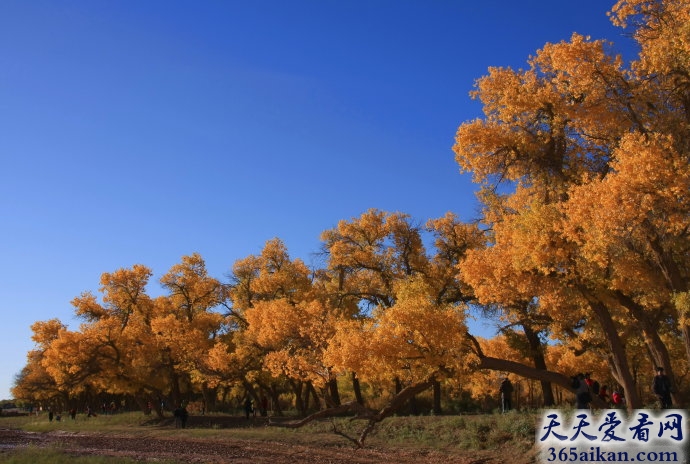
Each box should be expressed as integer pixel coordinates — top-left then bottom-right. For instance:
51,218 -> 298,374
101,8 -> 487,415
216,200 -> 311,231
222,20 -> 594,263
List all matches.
12,0 -> 690,418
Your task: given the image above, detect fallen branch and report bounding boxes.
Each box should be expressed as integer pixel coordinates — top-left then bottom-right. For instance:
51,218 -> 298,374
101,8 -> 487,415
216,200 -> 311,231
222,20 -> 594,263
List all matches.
355,380 -> 434,446
269,400 -> 374,429
268,380 -> 435,448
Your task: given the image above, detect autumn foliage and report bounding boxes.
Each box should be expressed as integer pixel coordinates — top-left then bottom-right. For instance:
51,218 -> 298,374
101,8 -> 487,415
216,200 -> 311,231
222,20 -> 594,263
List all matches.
13,0 -> 690,422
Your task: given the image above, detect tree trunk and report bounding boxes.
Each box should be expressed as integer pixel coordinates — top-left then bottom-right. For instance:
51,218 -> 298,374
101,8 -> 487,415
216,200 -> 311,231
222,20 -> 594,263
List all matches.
352,372 -> 364,405
328,377 -> 341,407
270,386 -> 283,417
465,333 -> 608,409
201,383 -> 217,413
582,293 -> 641,410
523,324 -> 555,406
432,379 -> 442,415
613,291 -> 682,406
169,369 -> 181,408
644,225 -> 690,371
311,382 -> 320,410
673,319 -> 690,378
291,380 -> 305,416
357,381 -> 433,445
302,384 -> 310,412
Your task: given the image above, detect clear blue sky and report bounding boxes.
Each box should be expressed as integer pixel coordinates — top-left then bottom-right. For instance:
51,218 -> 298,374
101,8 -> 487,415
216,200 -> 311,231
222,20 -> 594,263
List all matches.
0,1 -> 635,400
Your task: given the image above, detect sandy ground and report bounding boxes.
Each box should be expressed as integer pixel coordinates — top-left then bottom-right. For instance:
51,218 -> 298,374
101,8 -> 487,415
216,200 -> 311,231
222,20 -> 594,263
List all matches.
0,428 -> 530,463
0,416 -> 538,463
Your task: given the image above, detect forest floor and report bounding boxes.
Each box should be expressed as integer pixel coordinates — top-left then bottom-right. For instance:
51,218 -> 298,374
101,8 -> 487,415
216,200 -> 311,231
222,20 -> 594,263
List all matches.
0,413 -> 540,463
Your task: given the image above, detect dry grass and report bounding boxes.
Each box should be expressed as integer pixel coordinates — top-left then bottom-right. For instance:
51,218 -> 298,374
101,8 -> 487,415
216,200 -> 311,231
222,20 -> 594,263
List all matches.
0,410 -> 540,463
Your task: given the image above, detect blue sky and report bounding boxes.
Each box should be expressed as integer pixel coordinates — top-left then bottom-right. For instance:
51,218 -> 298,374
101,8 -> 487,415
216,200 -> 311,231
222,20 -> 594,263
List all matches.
0,1 -> 635,400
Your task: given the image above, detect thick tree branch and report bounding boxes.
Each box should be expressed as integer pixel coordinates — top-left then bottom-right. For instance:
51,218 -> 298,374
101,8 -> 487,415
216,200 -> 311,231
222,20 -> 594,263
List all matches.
269,380 -> 435,448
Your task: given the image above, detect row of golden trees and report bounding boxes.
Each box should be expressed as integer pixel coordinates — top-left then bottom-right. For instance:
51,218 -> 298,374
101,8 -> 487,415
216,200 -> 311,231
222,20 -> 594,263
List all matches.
13,0 -> 690,424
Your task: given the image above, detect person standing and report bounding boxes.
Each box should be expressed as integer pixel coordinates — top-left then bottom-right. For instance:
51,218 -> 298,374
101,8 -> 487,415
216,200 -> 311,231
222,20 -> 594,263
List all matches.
652,366 -> 672,409
499,377 -> 514,413
244,397 -> 254,419
174,403 -> 189,428
598,385 -> 610,407
573,373 -> 592,409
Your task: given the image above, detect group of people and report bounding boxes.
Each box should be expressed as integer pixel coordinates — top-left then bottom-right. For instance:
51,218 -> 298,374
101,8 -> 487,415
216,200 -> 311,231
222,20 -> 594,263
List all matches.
499,365 -> 673,412
573,367 -> 673,410
43,404 -> 99,422
571,373 -> 617,409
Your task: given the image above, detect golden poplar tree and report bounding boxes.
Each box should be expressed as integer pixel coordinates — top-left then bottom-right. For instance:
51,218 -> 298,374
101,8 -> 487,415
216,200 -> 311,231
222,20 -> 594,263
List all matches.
453,0 -> 690,408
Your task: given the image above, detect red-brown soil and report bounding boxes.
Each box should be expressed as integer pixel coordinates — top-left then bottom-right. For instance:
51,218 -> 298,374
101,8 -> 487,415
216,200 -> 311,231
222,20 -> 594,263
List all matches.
0,415 -> 538,463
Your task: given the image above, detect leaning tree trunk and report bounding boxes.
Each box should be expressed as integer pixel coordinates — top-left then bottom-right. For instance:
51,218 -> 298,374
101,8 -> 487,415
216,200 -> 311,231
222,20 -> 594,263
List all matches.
465,333 -> 608,409
584,294 -> 641,410
523,324 -> 555,406
614,290 -> 683,407
308,382 -> 320,411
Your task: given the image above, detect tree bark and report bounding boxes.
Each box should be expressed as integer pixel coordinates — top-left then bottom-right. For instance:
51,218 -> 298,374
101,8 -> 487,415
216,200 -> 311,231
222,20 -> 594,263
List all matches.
328,377 -> 341,407
579,292 -> 641,410
201,383 -> 217,413
432,379 -> 442,414
613,291 -> 682,406
269,385 -> 283,416
523,324 -> 555,406
351,372 -> 364,405
290,380 -> 305,416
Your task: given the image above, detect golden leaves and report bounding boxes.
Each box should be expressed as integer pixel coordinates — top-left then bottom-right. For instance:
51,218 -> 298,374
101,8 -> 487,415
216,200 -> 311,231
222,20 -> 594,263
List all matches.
324,277 -> 467,385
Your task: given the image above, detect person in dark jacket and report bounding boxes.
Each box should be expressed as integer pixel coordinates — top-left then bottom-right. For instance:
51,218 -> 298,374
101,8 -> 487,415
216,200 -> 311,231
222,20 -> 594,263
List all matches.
499,377 -> 514,413
244,397 -> 254,419
652,366 -> 672,409
173,403 -> 189,428
573,373 -> 592,409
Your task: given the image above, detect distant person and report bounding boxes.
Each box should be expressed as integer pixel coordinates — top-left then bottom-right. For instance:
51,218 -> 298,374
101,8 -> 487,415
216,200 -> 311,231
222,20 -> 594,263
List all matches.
174,404 -> 189,428
572,373 -> 592,409
611,389 -> 624,408
584,373 -> 600,396
652,366 -> 672,409
499,377 -> 514,413
598,385 -> 610,406
48,408 -> 54,422
244,397 -> 254,420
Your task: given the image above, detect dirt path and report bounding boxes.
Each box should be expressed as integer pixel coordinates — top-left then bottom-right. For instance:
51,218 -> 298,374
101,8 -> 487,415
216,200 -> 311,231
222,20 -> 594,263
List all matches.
0,427 -> 527,463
